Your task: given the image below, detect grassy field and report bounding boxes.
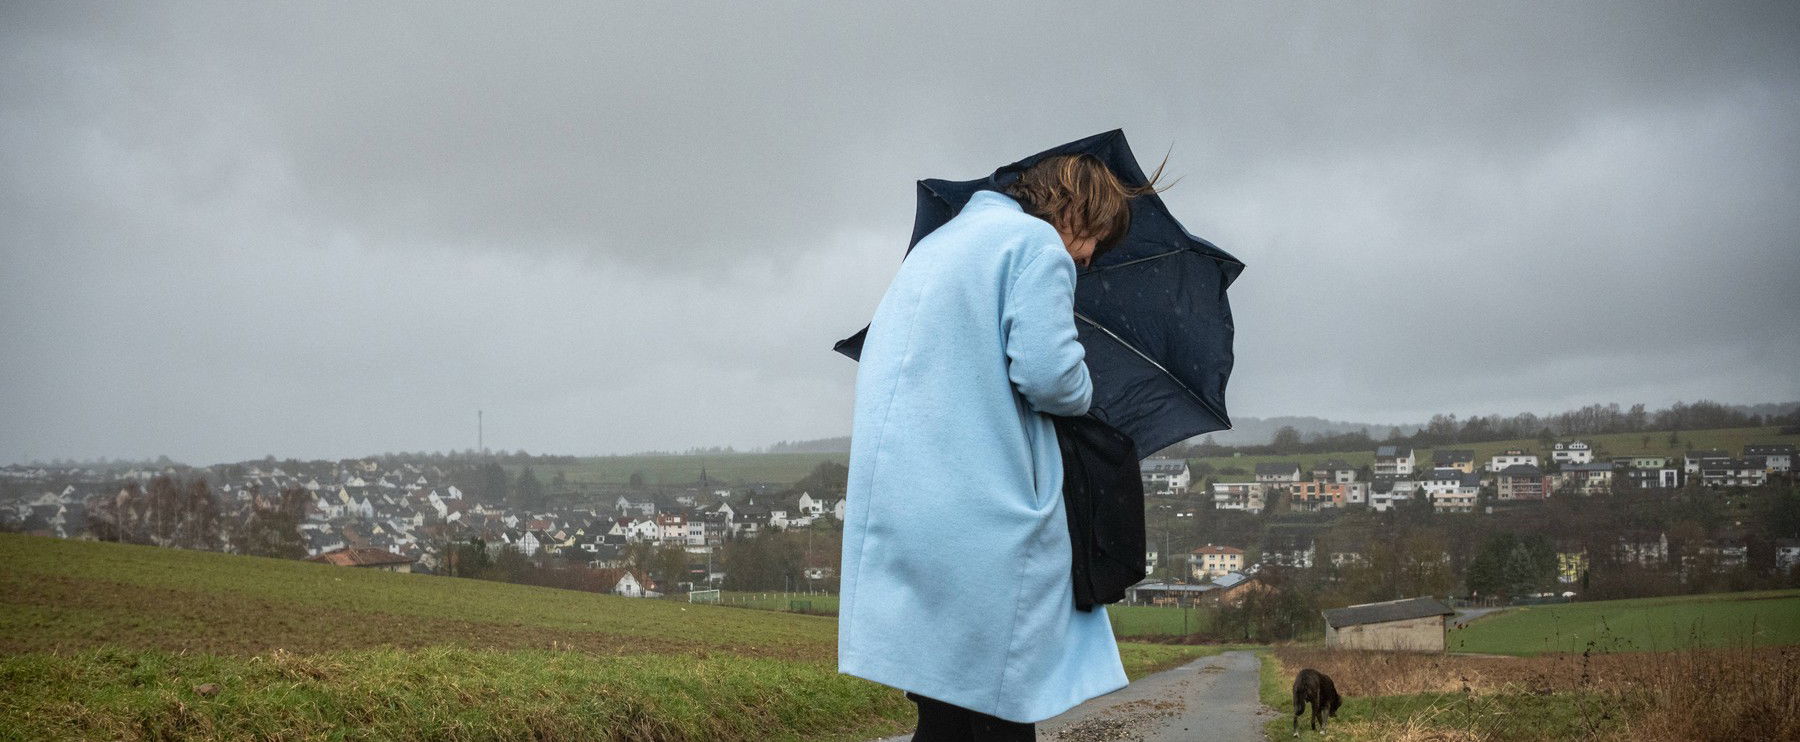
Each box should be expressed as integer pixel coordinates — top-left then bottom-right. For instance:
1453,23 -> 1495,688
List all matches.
1449,589 -> 1800,655
692,591 -> 1219,639
0,534 -> 1226,741
1258,642 -> 1800,741
1192,424 -> 1799,481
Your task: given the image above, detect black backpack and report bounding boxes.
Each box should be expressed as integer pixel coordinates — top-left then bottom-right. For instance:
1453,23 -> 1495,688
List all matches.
1052,413 -> 1147,611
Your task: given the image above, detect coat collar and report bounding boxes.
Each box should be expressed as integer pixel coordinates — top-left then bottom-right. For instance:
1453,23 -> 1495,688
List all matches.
965,188 -> 1023,213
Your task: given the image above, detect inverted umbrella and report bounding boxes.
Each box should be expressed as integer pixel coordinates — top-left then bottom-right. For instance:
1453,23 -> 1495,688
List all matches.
833,129 -> 1244,457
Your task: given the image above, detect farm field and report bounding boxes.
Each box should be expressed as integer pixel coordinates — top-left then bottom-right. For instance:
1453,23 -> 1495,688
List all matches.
0,534 -> 1225,741
1258,641 -> 1800,741
694,591 -> 1219,639
1190,424 -> 1799,481
1449,589 -> 1800,655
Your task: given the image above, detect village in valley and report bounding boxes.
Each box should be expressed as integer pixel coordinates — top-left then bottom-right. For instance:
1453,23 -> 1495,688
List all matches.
0,455 -> 850,600
1126,436 -> 1799,624
4,408 -> 1799,740
6,400 -> 1798,629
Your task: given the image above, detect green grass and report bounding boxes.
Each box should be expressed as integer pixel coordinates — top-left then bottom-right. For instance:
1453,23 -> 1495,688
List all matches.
1449,589 -> 1800,655
697,592 -> 1219,639
1256,650 -> 1622,741
0,533 -> 1227,741
1105,603 -> 1217,637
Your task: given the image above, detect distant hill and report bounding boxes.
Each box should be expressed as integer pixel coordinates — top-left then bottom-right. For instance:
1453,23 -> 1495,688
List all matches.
757,417 -> 1419,453
763,436 -> 852,453
1184,416 -> 1420,447
764,402 -> 1799,451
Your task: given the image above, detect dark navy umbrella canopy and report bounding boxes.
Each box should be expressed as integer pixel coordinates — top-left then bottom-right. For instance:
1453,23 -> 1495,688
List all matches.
834,129 -> 1244,458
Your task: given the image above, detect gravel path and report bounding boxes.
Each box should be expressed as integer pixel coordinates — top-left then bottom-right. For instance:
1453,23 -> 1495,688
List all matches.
871,650 -> 1271,742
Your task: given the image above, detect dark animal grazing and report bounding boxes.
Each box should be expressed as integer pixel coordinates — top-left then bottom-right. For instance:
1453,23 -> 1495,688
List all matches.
1291,667 -> 1342,735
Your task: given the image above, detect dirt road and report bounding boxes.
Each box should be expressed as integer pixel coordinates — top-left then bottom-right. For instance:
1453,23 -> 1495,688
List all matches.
872,650 -> 1271,742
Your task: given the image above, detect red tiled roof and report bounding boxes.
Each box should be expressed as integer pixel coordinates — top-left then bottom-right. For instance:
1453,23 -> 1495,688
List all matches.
1192,545 -> 1244,555
306,547 -> 415,568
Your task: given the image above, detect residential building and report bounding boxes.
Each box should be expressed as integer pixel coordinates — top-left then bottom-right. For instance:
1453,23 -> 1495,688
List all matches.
1374,446 -> 1416,477
1431,450 -> 1475,474
1684,449 -> 1731,475
1254,462 -> 1302,484
1425,472 -> 1480,513
1551,440 -> 1593,465
1288,480 -> 1342,511
1324,481 -> 1369,507
1556,462 -> 1615,496
1745,444 -> 1795,473
1621,466 -> 1682,489
1189,544 -> 1245,579
1496,464 -> 1551,501
1312,460 -> 1358,483
1140,458 -> 1192,494
1488,449 -> 1540,473
1211,482 -> 1266,514
1367,476 -> 1413,512
1698,459 -> 1767,487
1611,455 -> 1672,470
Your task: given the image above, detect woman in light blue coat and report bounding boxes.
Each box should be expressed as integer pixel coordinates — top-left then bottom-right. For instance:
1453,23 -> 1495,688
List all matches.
839,154 -> 1160,737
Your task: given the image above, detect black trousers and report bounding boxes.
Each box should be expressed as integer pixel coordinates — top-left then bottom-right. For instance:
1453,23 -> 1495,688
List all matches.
906,691 -> 1036,741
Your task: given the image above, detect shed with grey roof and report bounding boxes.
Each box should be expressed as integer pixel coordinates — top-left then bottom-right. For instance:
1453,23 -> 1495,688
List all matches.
1322,596 -> 1455,652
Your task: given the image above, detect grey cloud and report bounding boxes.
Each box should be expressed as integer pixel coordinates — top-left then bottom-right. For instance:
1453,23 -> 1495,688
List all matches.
2,1 -> 1796,464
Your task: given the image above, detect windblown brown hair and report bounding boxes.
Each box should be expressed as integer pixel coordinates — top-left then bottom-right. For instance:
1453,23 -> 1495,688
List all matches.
1002,152 -> 1173,259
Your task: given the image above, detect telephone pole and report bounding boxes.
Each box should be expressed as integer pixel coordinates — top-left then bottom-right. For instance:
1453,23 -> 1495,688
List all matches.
478,410 -> 484,456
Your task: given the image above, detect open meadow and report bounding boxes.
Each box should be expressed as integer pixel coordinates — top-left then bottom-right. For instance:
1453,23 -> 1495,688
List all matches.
0,533 -> 1224,741
1449,589 -> 1800,655
1259,591 -> 1800,740
700,591 -> 1221,640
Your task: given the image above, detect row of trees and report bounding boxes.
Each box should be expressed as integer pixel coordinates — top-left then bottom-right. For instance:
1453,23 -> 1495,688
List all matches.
1172,400 -> 1794,457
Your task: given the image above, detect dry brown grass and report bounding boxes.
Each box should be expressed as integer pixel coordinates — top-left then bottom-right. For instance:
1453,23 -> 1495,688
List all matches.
1273,644 -> 1800,741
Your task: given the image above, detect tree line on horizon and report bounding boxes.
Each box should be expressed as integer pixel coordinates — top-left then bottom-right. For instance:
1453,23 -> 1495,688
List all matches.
1168,399 -> 1799,459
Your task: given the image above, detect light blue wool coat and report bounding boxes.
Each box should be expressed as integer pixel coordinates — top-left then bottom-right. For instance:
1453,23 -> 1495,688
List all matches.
837,189 -> 1128,723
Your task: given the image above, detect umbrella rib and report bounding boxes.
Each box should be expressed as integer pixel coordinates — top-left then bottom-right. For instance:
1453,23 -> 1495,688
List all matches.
1073,311 -> 1230,427
1081,248 -> 1183,275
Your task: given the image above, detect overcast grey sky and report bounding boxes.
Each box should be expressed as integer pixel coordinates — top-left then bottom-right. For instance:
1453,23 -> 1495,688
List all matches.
3,2 -> 1797,465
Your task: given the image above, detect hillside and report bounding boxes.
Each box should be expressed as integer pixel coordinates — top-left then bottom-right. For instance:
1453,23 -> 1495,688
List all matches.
0,534 -> 1220,741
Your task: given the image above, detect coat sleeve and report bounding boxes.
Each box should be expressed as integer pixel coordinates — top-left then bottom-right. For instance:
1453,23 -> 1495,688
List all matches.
1002,245 -> 1093,417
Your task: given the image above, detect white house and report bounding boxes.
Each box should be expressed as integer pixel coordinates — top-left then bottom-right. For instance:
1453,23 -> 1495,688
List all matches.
1488,449 -> 1540,472
1211,482 -> 1266,514
1374,446 -> 1415,477
796,492 -> 827,516
612,570 -> 645,597
1139,458 -> 1192,494
1551,440 -> 1593,465
627,518 -> 660,542
518,530 -> 543,558
1254,462 -> 1302,484
1745,444 -> 1795,473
